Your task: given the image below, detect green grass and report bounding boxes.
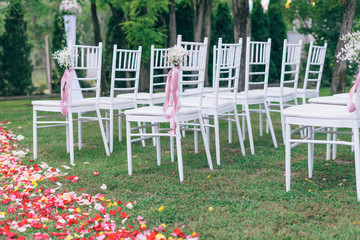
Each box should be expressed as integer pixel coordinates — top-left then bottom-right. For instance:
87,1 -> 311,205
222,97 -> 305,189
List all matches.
1,90 -> 360,239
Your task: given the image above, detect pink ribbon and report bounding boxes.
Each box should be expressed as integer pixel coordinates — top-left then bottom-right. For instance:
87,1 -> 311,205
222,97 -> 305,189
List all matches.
163,66 -> 181,136
347,65 -> 360,112
60,69 -> 72,116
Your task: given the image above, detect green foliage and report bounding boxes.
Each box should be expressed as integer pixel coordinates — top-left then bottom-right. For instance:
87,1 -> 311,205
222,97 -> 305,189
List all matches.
251,0 -> 269,41
175,0 -> 194,42
284,0 -> 344,86
268,0 -> 287,83
1,1 -> 33,96
51,13 -> 66,93
121,0 -> 169,62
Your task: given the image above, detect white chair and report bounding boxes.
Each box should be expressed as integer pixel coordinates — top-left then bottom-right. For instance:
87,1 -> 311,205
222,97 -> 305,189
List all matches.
96,45 -> 142,153
283,86 -> 360,201
266,39 -> 303,144
219,37 -> 278,154
181,38 -> 245,165
124,36 -> 212,182
32,43 -> 110,165
296,42 -> 327,104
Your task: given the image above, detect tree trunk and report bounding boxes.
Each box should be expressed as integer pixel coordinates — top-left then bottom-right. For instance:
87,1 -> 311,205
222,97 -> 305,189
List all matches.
203,0 -> 212,87
91,0 -> 102,45
192,0 -> 206,42
169,0 -> 177,46
331,0 -> 356,93
107,2 -> 126,49
233,0 -> 250,91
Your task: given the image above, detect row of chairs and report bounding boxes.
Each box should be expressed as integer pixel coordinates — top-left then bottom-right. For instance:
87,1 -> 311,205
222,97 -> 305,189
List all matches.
32,35 -> 326,182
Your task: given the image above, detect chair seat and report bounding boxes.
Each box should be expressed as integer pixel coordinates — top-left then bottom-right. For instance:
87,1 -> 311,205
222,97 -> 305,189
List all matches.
267,87 -> 295,97
209,90 -> 264,100
283,104 -> 357,120
180,96 -> 233,109
99,97 -> 134,105
32,98 -> 97,107
124,106 -> 198,117
116,92 -> 166,100
184,87 -> 216,94
308,96 -> 348,106
296,89 -> 318,94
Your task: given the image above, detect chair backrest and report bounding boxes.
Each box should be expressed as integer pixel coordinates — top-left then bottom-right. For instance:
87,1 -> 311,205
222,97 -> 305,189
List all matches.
279,39 -> 303,95
176,35 -> 208,111
110,45 -> 142,102
213,38 -> 242,105
149,45 -> 173,96
244,37 -> 271,96
302,41 -> 327,94
70,43 -> 103,105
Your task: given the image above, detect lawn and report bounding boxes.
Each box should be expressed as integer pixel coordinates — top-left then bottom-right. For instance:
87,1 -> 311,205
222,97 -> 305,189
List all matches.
1,89 -> 360,239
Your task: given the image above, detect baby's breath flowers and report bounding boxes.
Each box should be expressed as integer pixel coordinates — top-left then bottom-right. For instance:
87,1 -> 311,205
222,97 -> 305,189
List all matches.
336,31 -> 360,64
52,46 -> 76,70
164,46 -> 188,66
59,0 -> 82,15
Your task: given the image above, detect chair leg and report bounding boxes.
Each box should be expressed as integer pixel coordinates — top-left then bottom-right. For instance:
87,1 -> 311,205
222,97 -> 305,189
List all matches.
194,121 -> 199,154
170,136 -> 175,162
326,128 -> 331,161
199,115 -> 213,170
96,109 -> 110,156
66,115 -> 70,153
68,112 -> 75,165
285,123 -> 291,192
78,112 -> 82,150
308,126 -> 314,178
118,110 -> 122,142
105,110 -> 110,143
33,109 -> 38,160
280,100 -> 286,145
137,122 -> 146,147
228,115 -> 232,144
234,107 -> 246,156
333,127 -> 338,160
175,124 -> 184,182
204,116 -> 210,145
110,108 -> 114,153
352,123 -> 360,201
242,105 -> 246,139
244,104 -> 254,155
259,103 -> 263,137
156,123 -> 161,166
214,113 -> 221,166
264,101 -> 278,148
126,120 -> 132,176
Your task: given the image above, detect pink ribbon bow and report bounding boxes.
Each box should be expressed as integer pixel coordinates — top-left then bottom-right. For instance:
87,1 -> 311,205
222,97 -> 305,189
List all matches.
347,65 -> 360,112
60,69 -> 72,116
163,66 -> 181,136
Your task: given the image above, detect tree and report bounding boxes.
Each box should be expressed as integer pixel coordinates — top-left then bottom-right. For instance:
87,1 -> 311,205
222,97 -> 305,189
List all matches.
251,0 -> 269,41
169,0 -> 177,46
192,0 -> 206,42
51,12 -> 66,93
121,0 -> 169,92
331,0 -> 356,93
233,0 -> 250,90
176,0 -> 194,42
268,0 -> 287,83
1,1 -> 32,96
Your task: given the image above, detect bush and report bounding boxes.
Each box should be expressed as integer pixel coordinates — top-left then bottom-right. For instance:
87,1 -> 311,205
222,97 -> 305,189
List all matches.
1,1 -> 32,96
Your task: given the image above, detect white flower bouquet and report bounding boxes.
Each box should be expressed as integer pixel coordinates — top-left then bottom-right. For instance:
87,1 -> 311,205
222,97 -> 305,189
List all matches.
52,47 -> 76,70
164,46 -> 188,66
336,31 -> 360,64
59,0 -> 82,15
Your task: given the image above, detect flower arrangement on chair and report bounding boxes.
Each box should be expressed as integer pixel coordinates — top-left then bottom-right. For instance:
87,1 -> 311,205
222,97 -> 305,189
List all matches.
162,46 -> 188,135
52,46 -> 77,115
59,0 -> 82,15
336,30 -> 360,112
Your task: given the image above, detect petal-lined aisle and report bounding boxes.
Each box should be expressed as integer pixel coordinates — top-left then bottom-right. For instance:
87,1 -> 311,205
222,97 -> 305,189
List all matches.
0,121 -> 199,240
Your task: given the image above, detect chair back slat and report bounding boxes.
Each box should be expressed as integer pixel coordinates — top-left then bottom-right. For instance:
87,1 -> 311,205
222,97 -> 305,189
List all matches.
245,37 -> 271,96
110,45 -> 142,101
279,39 -> 303,95
70,43 -> 102,105
302,42 -> 327,94
149,46 -> 173,95
177,35 -> 208,111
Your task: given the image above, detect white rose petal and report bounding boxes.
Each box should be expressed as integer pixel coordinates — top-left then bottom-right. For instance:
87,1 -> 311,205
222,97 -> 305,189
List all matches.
100,184 -> 107,190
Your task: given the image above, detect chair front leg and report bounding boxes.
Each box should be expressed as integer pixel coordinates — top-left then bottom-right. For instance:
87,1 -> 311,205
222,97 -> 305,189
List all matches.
126,120 -> 132,175
96,109 -> 110,156
285,123 -> 291,192
33,109 -> 38,160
